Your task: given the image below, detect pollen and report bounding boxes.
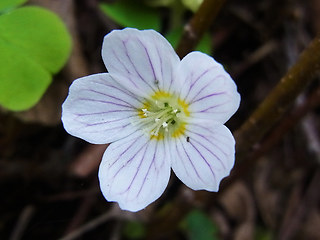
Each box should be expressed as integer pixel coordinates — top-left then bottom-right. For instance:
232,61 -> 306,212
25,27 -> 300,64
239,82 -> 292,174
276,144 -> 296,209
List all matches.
136,90 -> 190,140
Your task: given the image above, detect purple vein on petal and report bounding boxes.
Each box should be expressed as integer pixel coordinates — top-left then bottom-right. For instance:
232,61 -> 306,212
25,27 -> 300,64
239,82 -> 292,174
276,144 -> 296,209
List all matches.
187,132 -> 228,171
174,139 -> 192,183
188,140 -> 217,184
190,92 -> 226,105
155,46 -> 164,91
168,62 -> 174,92
197,101 -> 231,113
188,128 -> 229,157
122,141 -> 151,196
93,78 -> 144,105
80,89 -> 137,108
109,134 -> 143,170
76,98 -> 134,109
184,66 -> 217,101
136,141 -> 159,198
80,122 -> 131,133
122,40 -> 156,92
74,115 -> 134,126
188,80 -> 211,103
137,38 -> 157,83
178,137 -> 205,183
112,141 -> 148,187
75,112 -> 133,117
111,48 -> 139,88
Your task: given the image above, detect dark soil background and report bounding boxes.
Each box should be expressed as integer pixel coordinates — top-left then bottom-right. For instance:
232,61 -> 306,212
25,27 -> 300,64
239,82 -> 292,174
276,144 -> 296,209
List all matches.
1,0 -> 320,239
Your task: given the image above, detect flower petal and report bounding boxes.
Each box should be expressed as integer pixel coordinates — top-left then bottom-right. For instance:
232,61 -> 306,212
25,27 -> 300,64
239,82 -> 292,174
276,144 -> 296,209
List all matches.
170,122 -> 235,191
98,131 -> 171,212
102,28 -> 180,97
177,51 -> 240,123
62,73 -> 142,144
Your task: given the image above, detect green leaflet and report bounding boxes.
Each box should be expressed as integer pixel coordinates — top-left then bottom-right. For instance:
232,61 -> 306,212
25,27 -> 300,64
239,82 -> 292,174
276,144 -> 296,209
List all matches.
181,209 -> 219,240
0,6 -> 71,111
0,0 -> 27,12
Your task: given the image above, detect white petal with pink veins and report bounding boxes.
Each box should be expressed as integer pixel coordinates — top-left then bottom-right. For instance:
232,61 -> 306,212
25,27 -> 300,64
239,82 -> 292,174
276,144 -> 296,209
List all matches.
98,131 -> 171,212
102,28 -> 180,97
170,122 -> 235,191
62,73 -> 141,144
177,52 -> 240,124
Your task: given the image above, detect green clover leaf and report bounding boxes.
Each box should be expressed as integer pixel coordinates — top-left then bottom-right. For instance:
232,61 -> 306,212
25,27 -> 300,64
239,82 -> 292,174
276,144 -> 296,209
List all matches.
0,6 -> 71,111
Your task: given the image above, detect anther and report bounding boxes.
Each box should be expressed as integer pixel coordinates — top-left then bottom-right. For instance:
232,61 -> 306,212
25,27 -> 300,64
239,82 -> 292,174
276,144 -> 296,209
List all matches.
162,122 -> 168,128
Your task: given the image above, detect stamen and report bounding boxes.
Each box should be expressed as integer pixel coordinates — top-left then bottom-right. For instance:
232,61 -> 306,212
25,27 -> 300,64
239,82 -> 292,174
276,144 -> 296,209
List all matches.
137,91 -> 190,139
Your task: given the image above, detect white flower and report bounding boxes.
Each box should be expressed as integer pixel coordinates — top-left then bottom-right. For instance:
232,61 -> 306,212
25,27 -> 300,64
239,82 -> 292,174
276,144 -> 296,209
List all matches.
62,28 -> 240,212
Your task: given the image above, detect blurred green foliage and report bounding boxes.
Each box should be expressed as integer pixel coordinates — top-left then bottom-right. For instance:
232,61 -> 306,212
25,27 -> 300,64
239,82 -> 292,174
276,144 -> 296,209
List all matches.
180,209 -> 219,240
181,0 -> 203,12
0,0 -> 26,13
99,0 -> 212,55
123,220 -> 146,239
100,0 -> 161,31
0,5 -> 71,111
146,0 -> 203,11
166,28 -> 212,54
255,226 -> 274,240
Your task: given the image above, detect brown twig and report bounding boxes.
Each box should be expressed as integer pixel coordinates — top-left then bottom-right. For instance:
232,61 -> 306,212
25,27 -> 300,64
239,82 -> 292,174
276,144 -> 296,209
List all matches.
58,205 -> 134,240
9,205 -> 35,240
234,34 -> 320,162
176,0 -> 227,58
277,170 -> 320,240
227,85 -> 320,183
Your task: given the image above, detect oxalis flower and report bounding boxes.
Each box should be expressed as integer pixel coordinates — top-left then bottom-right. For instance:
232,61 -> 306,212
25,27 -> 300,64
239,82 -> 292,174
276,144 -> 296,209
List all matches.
62,28 -> 240,212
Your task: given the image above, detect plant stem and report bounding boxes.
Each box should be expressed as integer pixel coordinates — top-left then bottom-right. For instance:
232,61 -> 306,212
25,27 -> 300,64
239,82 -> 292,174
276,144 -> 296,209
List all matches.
176,0 -> 227,58
234,34 -> 320,162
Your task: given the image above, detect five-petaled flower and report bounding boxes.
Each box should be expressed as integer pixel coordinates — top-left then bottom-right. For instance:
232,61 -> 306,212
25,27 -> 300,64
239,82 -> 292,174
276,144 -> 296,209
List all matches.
62,28 -> 240,212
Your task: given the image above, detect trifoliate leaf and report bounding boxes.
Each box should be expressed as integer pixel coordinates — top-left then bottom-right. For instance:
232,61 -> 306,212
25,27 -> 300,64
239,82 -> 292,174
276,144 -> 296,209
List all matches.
0,6 -> 71,111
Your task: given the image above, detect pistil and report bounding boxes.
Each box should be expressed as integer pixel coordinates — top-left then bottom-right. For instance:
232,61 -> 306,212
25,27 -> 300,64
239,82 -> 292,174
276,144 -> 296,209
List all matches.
137,91 -> 190,140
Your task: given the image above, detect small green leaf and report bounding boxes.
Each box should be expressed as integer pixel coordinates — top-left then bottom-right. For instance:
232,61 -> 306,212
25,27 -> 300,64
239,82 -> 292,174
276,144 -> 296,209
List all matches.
196,32 -> 212,55
123,221 -> 146,239
0,0 -> 27,12
166,28 -> 212,55
0,6 -> 71,111
100,0 -> 161,30
181,209 -> 218,240
181,0 -> 203,12
255,226 -> 274,240
0,39 -> 51,111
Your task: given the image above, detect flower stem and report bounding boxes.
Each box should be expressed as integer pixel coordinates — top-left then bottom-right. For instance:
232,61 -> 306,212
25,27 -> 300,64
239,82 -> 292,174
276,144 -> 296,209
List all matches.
176,0 -> 227,58
234,34 -> 320,162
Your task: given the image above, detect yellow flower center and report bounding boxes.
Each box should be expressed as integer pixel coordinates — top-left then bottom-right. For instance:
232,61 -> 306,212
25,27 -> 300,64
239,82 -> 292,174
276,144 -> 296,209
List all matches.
137,90 -> 190,140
